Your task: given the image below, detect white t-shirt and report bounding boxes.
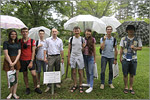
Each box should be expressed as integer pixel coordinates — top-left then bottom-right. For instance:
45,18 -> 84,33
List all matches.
69,36 -> 85,57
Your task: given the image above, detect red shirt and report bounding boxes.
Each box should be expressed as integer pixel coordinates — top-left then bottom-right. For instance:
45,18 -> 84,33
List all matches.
19,38 -> 36,60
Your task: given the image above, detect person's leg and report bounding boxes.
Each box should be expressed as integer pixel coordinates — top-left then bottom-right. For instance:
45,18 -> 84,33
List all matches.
84,55 -> 90,85
23,71 -> 29,88
88,56 -> 94,88
78,69 -> 83,86
108,58 -> 114,84
13,70 -> 19,96
72,68 -> 77,86
36,60 -> 42,86
30,70 -> 38,88
124,75 -> 128,89
100,56 -> 107,84
55,56 -> 61,88
129,74 -> 134,90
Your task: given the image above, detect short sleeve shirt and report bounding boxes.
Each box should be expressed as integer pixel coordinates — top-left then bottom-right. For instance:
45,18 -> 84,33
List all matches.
69,36 -> 85,57
100,36 -> 117,58
3,41 -> 21,56
20,38 -> 36,60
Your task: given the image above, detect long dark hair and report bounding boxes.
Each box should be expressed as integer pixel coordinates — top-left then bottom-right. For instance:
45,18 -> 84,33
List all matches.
8,30 -> 18,44
85,29 -> 94,56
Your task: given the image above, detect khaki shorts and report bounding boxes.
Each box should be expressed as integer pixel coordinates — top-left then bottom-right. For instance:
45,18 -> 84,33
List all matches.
70,55 -> 84,69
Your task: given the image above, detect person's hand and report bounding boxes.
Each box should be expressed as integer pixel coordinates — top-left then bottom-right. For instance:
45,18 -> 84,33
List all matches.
114,60 -> 117,65
61,58 -> 64,64
94,59 -> 96,64
131,45 -> 136,51
10,62 -> 15,67
28,61 -> 33,69
103,35 -> 107,41
10,66 -> 15,70
44,58 -> 48,63
38,44 -> 43,47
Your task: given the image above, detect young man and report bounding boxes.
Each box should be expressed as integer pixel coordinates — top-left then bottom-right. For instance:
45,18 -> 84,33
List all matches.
68,26 -> 85,93
120,25 -> 142,94
35,29 -> 47,88
44,28 -> 64,92
19,27 -> 42,95
100,26 -> 118,89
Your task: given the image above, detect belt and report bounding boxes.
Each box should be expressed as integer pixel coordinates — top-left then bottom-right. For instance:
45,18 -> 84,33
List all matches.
49,54 -> 60,56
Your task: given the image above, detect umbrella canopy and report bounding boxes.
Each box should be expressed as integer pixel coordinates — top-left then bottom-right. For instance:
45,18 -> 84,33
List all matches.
116,21 -> 149,45
100,16 -> 121,32
64,15 -> 106,34
0,15 -> 27,29
28,26 -> 51,41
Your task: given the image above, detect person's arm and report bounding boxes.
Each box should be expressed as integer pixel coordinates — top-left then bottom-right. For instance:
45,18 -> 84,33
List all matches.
93,43 -> 96,63
100,36 -> 106,50
131,46 -> 142,51
3,50 -> 13,65
13,49 -> 21,65
68,43 -> 71,65
120,46 -> 123,63
61,51 -> 64,63
28,46 -> 35,68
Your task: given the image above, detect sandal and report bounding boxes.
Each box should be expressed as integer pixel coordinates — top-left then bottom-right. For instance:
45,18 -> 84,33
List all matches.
7,93 -> 12,99
123,89 -> 128,94
70,85 -> 78,92
13,94 -> 19,99
79,86 -> 83,93
129,90 -> 135,95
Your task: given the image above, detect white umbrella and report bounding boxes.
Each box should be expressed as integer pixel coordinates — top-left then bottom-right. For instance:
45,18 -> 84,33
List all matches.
28,26 -> 51,41
64,15 -> 106,34
100,16 -> 121,33
0,15 -> 27,29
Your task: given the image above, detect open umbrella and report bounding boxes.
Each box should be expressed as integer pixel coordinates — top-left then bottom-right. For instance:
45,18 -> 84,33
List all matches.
28,26 -> 51,41
0,15 -> 27,29
100,16 -> 121,33
64,15 -> 106,34
116,21 -> 149,45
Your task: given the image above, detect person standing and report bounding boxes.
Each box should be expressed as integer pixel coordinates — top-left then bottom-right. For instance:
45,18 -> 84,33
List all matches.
120,25 -> 142,94
44,28 -> 64,92
68,26 -> 85,93
82,29 -> 96,93
35,29 -> 47,88
3,30 -> 21,99
100,26 -> 118,89
19,27 -> 42,95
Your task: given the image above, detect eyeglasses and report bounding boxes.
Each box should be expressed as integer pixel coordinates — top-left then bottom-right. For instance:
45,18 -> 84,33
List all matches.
11,34 -> 17,35
107,29 -> 112,30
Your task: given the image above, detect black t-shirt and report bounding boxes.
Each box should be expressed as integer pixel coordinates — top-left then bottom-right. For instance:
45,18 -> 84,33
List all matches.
3,41 -> 21,56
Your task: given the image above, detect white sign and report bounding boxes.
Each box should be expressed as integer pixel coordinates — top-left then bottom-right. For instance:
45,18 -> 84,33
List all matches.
43,71 -> 61,84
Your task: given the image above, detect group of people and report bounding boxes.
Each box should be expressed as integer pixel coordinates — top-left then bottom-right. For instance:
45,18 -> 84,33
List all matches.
3,24 -> 142,99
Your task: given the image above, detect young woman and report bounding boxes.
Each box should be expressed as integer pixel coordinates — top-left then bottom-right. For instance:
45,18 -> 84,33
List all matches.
82,29 -> 96,93
3,30 -> 21,99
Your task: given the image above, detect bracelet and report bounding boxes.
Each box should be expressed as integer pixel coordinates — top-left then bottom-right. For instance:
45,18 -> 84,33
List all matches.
114,59 -> 117,60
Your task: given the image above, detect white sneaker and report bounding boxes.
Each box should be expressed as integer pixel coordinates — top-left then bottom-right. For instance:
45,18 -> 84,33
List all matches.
85,87 -> 93,93
82,83 -> 90,87
56,84 -> 61,88
44,87 -> 50,92
100,84 -> 104,89
109,84 -> 115,89
37,84 -> 40,88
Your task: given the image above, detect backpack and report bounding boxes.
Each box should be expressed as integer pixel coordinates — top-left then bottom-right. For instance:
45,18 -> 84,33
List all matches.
35,40 -> 39,55
99,37 -> 116,54
70,36 -> 84,53
19,39 -> 33,52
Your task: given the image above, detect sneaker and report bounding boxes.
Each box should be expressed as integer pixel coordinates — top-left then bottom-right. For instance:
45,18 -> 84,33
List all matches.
7,93 -> 12,99
109,84 -> 115,89
35,88 -> 42,94
56,84 -> 61,88
85,87 -> 93,93
26,88 -> 30,95
100,84 -> 104,89
82,84 -> 90,87
44,87 -> 50,93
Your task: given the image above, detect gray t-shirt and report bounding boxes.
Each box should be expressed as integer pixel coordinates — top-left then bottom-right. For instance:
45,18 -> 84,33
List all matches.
100,36 -> 117,58
69,36 -> 85,57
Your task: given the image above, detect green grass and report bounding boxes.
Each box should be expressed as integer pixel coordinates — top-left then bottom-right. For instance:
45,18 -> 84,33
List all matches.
1,45 -> 149,99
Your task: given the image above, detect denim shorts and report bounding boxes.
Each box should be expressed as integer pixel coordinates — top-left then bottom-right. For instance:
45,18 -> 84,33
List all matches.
121,59 -> 137,76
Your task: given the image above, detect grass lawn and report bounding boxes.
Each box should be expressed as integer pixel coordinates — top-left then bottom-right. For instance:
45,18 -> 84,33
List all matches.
1,45 -> 149,99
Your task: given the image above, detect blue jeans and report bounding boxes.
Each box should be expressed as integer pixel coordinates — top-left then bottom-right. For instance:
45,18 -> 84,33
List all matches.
36,59 -> 46,73
101,56 -> 114,84
84,55 -> 94,88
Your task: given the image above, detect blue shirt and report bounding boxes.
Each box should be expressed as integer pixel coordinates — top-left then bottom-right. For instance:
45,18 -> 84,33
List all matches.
100,36 -> 117,58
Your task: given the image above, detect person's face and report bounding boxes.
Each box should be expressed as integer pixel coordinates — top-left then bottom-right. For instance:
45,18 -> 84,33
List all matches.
127,29 -> 135,35
52,29 -> 58,37
85,31 -> 91,37
106,27 -> 112,35
73,29 -> 81,35
10,32 -> 17,40
21,29 -> 29,38
39,31 -> 45,38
